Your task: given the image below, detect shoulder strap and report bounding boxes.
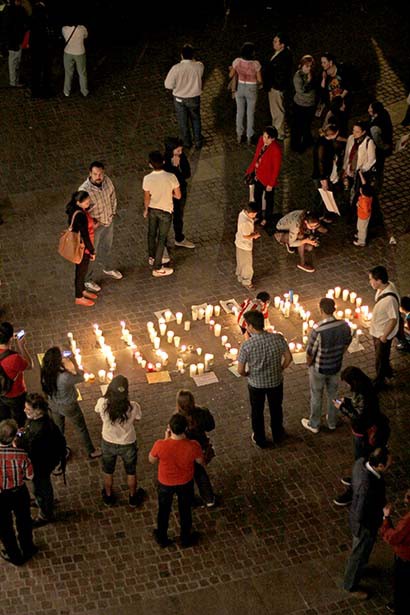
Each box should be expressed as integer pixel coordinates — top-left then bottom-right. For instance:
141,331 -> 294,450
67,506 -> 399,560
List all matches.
68,209 -> 83,231
0,349 -> 15,362
375,291 -> 399,305
64,25 -> 78,49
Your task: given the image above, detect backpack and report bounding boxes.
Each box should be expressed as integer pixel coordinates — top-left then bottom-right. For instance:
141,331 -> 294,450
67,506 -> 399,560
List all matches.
0,349 -> 17,395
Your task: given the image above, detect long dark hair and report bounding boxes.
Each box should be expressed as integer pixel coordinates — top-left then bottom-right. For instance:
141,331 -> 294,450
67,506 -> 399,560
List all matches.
41,347 -> 64,397
341,366 -> 379,411
104,375 -> 132,425
65,190 -> 90,220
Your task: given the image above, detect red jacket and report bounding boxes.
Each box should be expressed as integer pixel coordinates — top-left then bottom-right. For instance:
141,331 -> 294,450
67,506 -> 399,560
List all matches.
246,137 -> 282,188
380,512 -> 410,561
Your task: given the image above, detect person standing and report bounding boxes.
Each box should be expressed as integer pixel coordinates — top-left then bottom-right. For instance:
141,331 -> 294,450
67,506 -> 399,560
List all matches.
237,310 -> 292,448
368,101 -> 393,191
163,137 -> 194,249
245,126 -> 282,232
368,266 -> 400,390
229,42 -> 262,145
41,346 -> 101,459
164,44 -> 204,150
263,33 -> 292,140
62,20 -> 89,97
65,190 -> 97,306
234,202 -> 260,289
0,322 -> 33,427
291,55 -> 316,152
78,161 -> 123,293
30,0 -> 52,98
342,122 -> 376,207
4,0 -> 27,88
149,413 -> 203,548
381,489 -> 410,615
343,447 -> 389,600
301,298 -> 352,434
320,53 -> 349,110
0,419 -> 37,566
143,150 -> 181,278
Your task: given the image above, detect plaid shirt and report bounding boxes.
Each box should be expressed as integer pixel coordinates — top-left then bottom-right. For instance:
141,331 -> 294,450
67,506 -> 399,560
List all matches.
78,176 -> 117,226
307,317 -> 352,375
238,331 -> 288,388
0,444 -> 33,492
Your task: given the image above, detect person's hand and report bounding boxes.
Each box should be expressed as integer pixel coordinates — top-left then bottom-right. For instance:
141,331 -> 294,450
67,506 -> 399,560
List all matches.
165,426 -> 172,439
333,398 -> 343,409
306,238 -> 319,247
322,70 -> 327,79
380,334 -> 388,343
383,503 -> 393,517
320,179 -> 329,190
171,155 -> 180,167
90,254 -> 96,261
253,232 -> 261,239
143,209 -> 148,219
266,185 -> 273,192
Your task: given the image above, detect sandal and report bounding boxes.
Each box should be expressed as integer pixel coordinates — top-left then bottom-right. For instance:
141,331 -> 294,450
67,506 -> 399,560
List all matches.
89,447 -> 102,459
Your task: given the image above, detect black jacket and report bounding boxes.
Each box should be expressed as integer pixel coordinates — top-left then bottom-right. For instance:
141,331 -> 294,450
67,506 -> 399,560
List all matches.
21,415 -> 66,476
349,458 -> 386,536
263,47 -> 292,92
67,206 -> 95,255
312,136 -> 336,180
4,4 -> 27,51
163,152 -> 191,198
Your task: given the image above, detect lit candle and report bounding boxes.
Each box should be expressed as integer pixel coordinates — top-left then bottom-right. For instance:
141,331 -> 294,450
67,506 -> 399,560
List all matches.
354,308 -> 361,319
289,342 -> 296,352
293,293 -> 299,305
308,319 -> 315,328
98,369 -> 106,383
284,301 -> 291,318
164,310 -> 172,322
167,330 -> 174,344
342,289 -> 349,302
120,320 -> 126,331
174,336 -> 181,348
356,297 -> 362,308
327,289 -> 335,298
221,335 -> 228,346
159,322 -> 167,336
176,312 -> 183,325
67,332 -> 74,341
345,308 -> 352,319
204,353 -> 214,371
334,287 -> 341,299
184,320 -> 191,331
153,337 -> 160,349
196,347 -> 202,356
176,358 -> 184,373
205,305 -> 213,323
88,373 -> 95,383
147,362 -> 155,372
209,319 -> 215,330
198,308 -> 205,320
230,348 -> 238,361
225,343 -> 231,352
361,305 -> 369,317
214,323 -> 222,337
107,371 -> 113,383
147,321 -> 154,331
122,328 -> 129,339
192,308 -> 198,321
197,363 -> 204,375
296,343 -> 303,352
357,328 -> 362,338
303,335 -> 308,345
83,373 -> 90,383
141,359 -> 147,369
304,311 -> 310,321
350,292 -> 357,305
302,322 -> 308,334
180,344 -> 187,353
214,305 -> 221,317
336,310 -> 344,319
160,352 -> 168,366
189,364 -> 197,377
274,296 -> 281,309
155,362 -> 162,371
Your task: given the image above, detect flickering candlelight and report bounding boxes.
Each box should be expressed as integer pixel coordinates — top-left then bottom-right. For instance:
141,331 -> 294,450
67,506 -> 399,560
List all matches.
196,347 -> 202,356
164,310 -> 172,322
184,321 -> 191,331
159,322 -> 167,336
221,335 -> 228,346
98,369 -> 106,383
214,306 -> 221,317
197,363 -> 204,375
274,296 -> 281,309
174,336 -> 181,348
214,324 -> 222,337
167,330 -> 174,344
342,289 -> 349,301
334,287 -> 341,299
176,312 -> 183,325
189,364 -> 197,377
349,292 -> 357,305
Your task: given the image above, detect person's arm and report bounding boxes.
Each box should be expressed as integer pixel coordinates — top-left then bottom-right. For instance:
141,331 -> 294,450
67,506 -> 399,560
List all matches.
16,338 -> 34,370
228,65 -> 236,79
164,66 -> 176,90
75,212 -> 95,254
148,453 -> 158,464
24,456 -> 34,481
381,510 -> 410,546
256,69 -> 262,85
266,146 -> 282,191
305,330 -> 318,367
361,138 -> 376,172
237,361 -> 248,377
110,182 -> 117,217
143,190 -> 151,218
173,186 -> 182,200
282,347 -> 293,369
380,318 -> 398,343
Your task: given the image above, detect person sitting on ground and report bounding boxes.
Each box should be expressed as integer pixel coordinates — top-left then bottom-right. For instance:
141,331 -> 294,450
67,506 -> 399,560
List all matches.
397,296 -> 410,352
94,375 -> 146,508
175,389 -> 216,508
237,291 -> 271,336
274,209 -> 324,273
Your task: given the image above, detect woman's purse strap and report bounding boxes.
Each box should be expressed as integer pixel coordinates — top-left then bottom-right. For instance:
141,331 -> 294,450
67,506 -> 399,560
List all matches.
68,209 -> 82,232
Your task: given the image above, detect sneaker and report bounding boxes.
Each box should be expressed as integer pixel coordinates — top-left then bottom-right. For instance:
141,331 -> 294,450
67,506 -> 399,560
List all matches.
386,602 -> 395,612
75,297 -> 94,307
89,448 -> 102,459
0,549 -> 24,566
32,515 -> 53,528
103,269 -> 123,279
152,267 -> 174,278
101,489 -> 116,507
205,498 -> 217,508
153,529 -> 174,548
297,263 -> 315,273
251,433 -> 269,449
83,290 -> 98,300
175,238 -> 195,249
341,476 -> 352,487
286,243 -> 296,254
333,490 -> 353,506
85,281 -> 101,292
148,257 -> 155,267
181,530 -> 200,548
353,240 -> 366,247
301,418 -> 319,434
345,589 -> 368,600
129,487 -> 147,508
326,416 -> 336,431
148,256 -> 170,267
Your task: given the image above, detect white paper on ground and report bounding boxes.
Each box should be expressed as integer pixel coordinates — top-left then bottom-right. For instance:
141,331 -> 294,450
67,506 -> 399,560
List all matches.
192,372 -> 219,386
292,351 -> 307,364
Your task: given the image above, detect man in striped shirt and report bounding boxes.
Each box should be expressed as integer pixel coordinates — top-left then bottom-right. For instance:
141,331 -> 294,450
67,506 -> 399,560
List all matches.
0,419 -> 37,565
301,297 -> 352,434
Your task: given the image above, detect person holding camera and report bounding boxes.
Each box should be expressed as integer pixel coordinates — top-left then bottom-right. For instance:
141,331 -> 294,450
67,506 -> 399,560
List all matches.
274,209 -> 323,273
0,322 -> 34,427
41,347 -> 101,460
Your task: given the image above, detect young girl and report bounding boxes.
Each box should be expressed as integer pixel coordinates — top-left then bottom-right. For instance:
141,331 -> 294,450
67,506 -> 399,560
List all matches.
95,375 -> 146,508
176,390 -> 216,508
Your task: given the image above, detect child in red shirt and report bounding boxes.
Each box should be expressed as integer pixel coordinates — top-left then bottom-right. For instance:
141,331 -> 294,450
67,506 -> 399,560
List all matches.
353,173 -> 373,247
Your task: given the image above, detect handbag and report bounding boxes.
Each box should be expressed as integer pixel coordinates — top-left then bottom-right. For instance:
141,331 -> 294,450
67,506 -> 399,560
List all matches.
58,210 -> 85,264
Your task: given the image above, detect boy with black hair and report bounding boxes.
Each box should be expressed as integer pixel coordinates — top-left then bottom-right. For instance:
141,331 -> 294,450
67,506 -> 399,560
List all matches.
237,291 -> 271,335
353,171 -> 373,247
235,202 -> 260,289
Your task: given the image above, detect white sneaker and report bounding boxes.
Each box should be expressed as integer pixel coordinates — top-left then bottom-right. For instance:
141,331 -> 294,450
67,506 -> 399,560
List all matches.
85,281 -> 101,292
103,269 -> 123,279
301,418 -> 319,434
148,256 -> 170,266
152,267 -> 174,278
175,238 -> 195,249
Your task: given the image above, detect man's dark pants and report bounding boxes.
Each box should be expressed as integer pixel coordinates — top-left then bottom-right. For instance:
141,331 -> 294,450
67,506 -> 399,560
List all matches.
248,382 -> 284,444
32,473 -> 54,520
148,208 -> 172,269
253,180 -> 275,229
0,485 -> 35,562
394,555 -> 410,615
173,195 -> 186,243
173,96 -> 202,148
157,480 -> 193,542
343,526 -> 377,591
372,336 -> 393,385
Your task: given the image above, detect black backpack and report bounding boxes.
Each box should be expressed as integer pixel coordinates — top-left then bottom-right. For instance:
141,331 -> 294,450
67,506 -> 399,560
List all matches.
0,349 -> 17,395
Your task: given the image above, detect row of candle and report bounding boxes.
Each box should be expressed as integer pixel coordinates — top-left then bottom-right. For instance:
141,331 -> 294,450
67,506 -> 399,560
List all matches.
93,324 -> 116,372
326,287 -> 363,308
192,304 -> 221,322
67,332 -> 84,370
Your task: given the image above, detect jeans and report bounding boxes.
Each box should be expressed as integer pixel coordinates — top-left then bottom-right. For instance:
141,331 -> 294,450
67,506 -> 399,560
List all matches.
101,439 -> 137,475
308,367 -> 339,429
0,485 -> 35,562
253,180 -> 275,228
235,83 -> 258,139
51,401 -> 95,455
32,473 -> 54,520
86,222 -> 114,281
343,526 -> 377,591
63,52 -> 88,96
157,480 -> 194,542
372,336 -> 393,385
173,96 -> 202,148
75,253 -> 90,298
0,392 -> 26,427
194,462 -> 214,504
8,49 -> 22,86
394,555 -> 410,615
248,382 -> 284,444
173,195 -> 186,242
148,208 -> 172,269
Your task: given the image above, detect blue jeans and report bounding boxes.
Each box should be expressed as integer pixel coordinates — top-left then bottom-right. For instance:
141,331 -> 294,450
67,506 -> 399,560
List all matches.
235,83 -> 258,139
32,474 -> 54,520
86,222 -> 114,281
308,367 -> 339,429
148,208 -> 172,269
173,96 -> 202,147
51,402 -> 95,455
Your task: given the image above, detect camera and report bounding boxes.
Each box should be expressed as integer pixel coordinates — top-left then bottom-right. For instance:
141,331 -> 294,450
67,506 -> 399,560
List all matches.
16,330 -> 25,340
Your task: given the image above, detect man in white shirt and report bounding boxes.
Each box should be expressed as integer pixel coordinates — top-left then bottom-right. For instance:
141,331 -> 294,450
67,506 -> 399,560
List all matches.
62,23 -> 88,97
368,266 -> 400,390
164,44 -> 204,150
143,151 -> 181,278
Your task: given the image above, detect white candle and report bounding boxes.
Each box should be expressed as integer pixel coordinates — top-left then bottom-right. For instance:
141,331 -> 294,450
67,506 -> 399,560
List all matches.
284,301 -> 291,318
197,363 -> 204,375
167,330 -> 174,344
161,352 -> 168,366
174,336 -> 181,348
361,305 -> 369,317
209,319 -> 215,329
221,335 -> 228,346
304,311 -> 310,321
336,310 -> 344,319
141,359 -> 147,369
308,319 -> 315,328
293,294 -> 299,305
303,335 -> 308,345
98,369 -> 106,383
214,324 -> 222,337
345,308 -> 352,318
180,344 -> 187,353
356,297 -> 362,308
67,332 -> 74,340
296,343 -> 303,352
147,321 -> 154,331
159,323 -> 167,336
204,353 -> 214,371
230,348 -> 238,361
189,364 -> 197,377
342,289 -> 349,302
164,310 -> 172,322
176,358 -> 184,372
153,337 -> 160,349
327,289 -> 335,298
155,362 -> 162,371
289,342 -> 295,352
302,322 -> 308,334
214,306 -> 221,317
192,308 -> 198,321
198,308 -> 205,320
196,347 -> 202,356
83,373 -> 90,383
205,305 -> 213,324
334,287 -> 341,299
107,371 -> 113,383
274,296 -> 281,309
175,312 -> 183,325
120,320 -> 126,330
350,292 -> 357,305
184,320 -> 191,331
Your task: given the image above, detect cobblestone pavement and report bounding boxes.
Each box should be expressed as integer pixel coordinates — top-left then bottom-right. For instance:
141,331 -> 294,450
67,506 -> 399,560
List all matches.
0,2 -> 409,614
